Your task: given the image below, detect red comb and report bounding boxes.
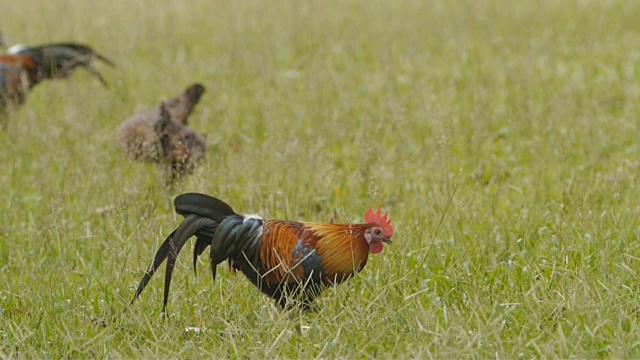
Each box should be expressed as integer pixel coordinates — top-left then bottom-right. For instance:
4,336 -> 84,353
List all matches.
364,206 -> 393,238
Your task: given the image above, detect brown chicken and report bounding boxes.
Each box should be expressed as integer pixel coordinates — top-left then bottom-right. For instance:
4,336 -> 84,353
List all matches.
132,193 -> 393,311
116,84 -> 206,179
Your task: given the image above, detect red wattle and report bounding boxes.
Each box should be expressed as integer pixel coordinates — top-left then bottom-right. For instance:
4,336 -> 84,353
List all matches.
369,241 -> 383,254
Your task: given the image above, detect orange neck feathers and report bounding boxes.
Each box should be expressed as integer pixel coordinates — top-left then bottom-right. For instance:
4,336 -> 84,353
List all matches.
304,223 -> 371,283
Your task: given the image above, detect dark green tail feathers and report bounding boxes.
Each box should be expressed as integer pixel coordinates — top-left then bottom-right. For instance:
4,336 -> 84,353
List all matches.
131,193 -> 237,311
174,193 -> 236,220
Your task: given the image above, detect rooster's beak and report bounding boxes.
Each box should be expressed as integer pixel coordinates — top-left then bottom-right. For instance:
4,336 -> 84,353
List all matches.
383,237 -> 392,245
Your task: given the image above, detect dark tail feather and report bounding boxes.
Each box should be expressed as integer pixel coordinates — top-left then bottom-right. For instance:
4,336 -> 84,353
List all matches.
193,236 -> 210,274
46,43 -> 116,67
17,43 -> 115,87
185,83 -> 205,102
162,215 -> 218,310
175,193 -> 236,277
59,45 -> 115,87
56,51 -> 112,87
83,49 -> 116,68
131,215 -> 218,311
78,62 -> 109,87
174,193 -> 236,220
131,229 -> 177,304
64,45 -> 115,87
132,193 -> 237,311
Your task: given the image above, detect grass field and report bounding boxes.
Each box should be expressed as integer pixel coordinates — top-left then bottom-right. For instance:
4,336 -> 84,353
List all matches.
2,0 -> 640,357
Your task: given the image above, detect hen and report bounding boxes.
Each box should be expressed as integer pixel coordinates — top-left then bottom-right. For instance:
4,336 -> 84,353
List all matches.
132,193 -> 393,310
116,84 -> 206,179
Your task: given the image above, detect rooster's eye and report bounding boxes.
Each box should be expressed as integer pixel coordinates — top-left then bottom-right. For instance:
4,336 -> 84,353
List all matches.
373,229 -> 381,236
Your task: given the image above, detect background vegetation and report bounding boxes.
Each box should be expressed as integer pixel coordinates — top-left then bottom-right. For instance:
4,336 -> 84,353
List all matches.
2,0 -> 640,357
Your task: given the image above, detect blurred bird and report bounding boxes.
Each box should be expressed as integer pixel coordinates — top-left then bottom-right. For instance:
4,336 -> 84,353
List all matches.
0,42 -> 114,114
116,84 -> 207,179
132,193 -> 393,311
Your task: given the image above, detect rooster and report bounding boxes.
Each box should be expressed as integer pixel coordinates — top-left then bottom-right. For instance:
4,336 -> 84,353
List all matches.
0,42 -> 114,113
132,193 -> 393,310
116,84 -> 207,179
0,43 -> 115,114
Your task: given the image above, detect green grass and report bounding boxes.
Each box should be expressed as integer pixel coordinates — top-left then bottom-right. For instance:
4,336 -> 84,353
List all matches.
2,0 -> 640,357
